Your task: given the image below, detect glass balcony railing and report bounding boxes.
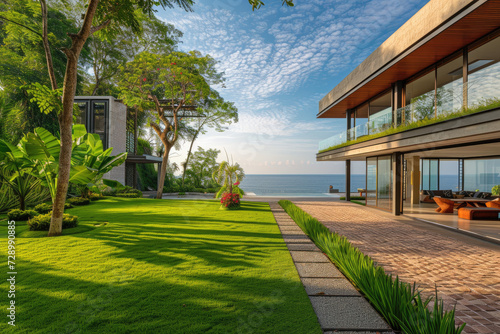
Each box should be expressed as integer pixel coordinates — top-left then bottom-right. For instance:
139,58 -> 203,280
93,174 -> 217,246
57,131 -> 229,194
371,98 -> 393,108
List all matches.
319,79 -> 500,152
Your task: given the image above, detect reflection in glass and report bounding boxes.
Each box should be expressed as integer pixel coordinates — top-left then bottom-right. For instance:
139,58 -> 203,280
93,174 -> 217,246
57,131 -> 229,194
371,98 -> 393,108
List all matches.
436,55 -> 463,116
405,71 -> 435,121
464,159 -> 500,192
468,35 -> 500,108
368,92 -> 392,135
366,158 -> 377,207
377,156 -> 392,211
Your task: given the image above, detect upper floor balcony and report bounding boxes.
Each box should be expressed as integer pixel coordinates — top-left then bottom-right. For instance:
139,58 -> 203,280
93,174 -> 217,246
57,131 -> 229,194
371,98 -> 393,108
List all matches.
318,31 -> 500,153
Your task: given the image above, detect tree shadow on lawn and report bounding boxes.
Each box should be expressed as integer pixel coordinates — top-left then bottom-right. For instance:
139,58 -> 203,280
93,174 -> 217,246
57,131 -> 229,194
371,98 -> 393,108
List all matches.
1,258 -> 319,334
68,200 -> 287,270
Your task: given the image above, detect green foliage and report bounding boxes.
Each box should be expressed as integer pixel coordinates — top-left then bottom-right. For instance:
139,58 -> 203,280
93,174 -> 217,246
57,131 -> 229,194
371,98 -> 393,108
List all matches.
350,200 -> 366,206
34,202 -> 72,214
212,154 -> 245,199
103,185 -> 143,198
320,99 -> 500,153
28,213 -> 79,231
492,185 -> 500,196
249,0 -> 295,11
26,83 -> 63,115
66,197 -> 90,206
278,200 -> 465,334
178,191 -> 186,196
185,147 -> 221,188
114,192 -> 143,198
7,209 -> 38,221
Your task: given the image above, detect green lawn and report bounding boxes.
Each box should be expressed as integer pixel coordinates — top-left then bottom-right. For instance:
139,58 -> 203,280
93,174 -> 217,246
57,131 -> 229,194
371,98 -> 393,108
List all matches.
0,198 -> 321,334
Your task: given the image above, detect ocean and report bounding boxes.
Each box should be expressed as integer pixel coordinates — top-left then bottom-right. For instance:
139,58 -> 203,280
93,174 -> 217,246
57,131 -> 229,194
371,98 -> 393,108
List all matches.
239,174 -> 460,197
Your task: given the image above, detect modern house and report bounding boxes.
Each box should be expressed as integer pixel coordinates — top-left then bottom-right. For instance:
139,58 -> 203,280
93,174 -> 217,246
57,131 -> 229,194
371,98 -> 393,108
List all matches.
317,0 -> 500,215
74,96 -> 162,188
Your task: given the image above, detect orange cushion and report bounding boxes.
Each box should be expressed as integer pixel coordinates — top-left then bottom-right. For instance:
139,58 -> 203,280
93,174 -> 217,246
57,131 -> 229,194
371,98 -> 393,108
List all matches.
486,201 -> 500,209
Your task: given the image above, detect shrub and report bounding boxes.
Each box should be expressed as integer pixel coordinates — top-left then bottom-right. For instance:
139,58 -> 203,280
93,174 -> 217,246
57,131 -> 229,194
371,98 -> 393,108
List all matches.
114,192 -> 142,198
492,185 -> 500,196
35,202 -> 73,214
7,209 -> 39,221
220,193 -> 240,209
278,200 -> 465,334
178,192 -> 186,196
66,197 -> 90,206
89,193 -> 106,201
28,213 -> 79,231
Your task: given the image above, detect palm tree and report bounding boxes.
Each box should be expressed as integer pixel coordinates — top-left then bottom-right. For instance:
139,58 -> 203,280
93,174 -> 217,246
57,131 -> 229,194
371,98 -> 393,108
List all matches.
212,152 -> 245,198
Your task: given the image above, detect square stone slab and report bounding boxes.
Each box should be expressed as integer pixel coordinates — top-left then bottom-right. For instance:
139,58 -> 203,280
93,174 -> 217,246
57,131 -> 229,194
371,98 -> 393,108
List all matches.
309,296 -> 390,331
302,278 -> 360,296
287,243 -> 321,252
276,221 -> 298,226
290,251 -> 330,263
279,226 -> 305,233
295,262 -> 343,278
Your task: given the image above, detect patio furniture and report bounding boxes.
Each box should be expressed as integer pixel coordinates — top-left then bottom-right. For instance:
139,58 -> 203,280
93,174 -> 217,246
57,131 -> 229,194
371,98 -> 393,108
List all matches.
434,197 -> 455,213
449,198 -> 489,208
486,200 -> 500,209
357,188 -> 366,197
458,207 -> 500,220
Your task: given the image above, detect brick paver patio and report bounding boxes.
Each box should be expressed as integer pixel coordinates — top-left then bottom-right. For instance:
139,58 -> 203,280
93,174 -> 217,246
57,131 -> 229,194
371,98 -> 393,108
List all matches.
295,201 -> 500,334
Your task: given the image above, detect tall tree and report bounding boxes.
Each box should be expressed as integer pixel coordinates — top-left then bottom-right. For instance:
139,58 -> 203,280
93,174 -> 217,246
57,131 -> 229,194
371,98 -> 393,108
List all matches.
118,51 -> 223,199
40,0 -> 194,237
181,91 -> 237,187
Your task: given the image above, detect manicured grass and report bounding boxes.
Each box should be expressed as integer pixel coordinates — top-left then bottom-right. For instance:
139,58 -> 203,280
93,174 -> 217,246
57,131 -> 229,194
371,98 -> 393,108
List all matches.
0,198 -> 321,334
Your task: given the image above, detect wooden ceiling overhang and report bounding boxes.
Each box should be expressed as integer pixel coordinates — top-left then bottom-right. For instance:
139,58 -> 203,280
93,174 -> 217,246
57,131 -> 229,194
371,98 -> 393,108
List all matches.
318,0 -> 500,119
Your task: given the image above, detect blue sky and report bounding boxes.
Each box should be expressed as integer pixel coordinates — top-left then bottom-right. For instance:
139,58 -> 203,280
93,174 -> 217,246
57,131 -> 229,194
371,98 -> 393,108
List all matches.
156,0 -> 428,174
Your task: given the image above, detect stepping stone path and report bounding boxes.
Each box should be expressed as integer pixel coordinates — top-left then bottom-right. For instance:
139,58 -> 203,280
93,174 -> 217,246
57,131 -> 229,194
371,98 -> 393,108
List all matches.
270,203 -> 393,334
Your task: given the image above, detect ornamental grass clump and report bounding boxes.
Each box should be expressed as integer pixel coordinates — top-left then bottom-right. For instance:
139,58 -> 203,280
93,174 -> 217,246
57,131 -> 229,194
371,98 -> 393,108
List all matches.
278,200 -> 465,334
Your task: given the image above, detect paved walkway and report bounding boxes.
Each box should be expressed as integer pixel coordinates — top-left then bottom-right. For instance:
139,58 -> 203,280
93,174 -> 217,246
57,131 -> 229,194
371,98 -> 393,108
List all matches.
294,201 -> 500,334
271,203 -> 392,334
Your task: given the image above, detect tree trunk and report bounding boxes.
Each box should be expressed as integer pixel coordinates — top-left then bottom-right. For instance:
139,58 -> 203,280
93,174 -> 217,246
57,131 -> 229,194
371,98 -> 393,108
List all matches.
48,55 -> 79,237
48,0 -> 101,237
19,196 -> 25,211
181,129 -> 200,188
40,0 -> 58,90
156,145 -> 171,199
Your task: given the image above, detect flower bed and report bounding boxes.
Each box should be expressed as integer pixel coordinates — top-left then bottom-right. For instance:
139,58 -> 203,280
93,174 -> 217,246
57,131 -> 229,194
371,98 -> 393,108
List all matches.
220,193 -> 240,209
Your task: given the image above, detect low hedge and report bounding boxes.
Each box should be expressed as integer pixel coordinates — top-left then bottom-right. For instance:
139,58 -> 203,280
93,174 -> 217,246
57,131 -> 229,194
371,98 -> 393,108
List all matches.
113,192 -> 142,198
66,197 -> 90,206
7,209 -> 39,221
278,200 -> 465,334
34,202 -> 73,214
28,213 -> 79,231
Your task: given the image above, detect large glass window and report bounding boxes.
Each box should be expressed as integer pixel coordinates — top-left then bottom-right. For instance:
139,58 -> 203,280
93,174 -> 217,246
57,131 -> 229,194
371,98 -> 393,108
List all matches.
366,157 -> 377,207
421,158 -> 439,190
354,103 -> 369,139
439,159 -> 460,192
405,71 -> 435,122
464,159 -> 500,192
368,92 -> 392,135
74,99 -> 109,149
377,156 -> 392,211
467,35 -> 500,108
436,55 -> 463,116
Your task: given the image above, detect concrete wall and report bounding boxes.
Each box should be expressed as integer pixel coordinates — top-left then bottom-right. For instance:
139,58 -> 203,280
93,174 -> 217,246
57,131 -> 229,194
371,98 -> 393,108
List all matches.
104,99 -> 127,185
319,0 -> 477,113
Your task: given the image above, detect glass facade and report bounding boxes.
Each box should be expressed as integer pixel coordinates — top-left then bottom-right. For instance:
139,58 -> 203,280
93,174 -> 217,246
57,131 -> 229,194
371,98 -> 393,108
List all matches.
420,159 -> 439,190
467,36 -> 500,107
464,158 -> 500,192
366,155 -> 392,211
366,158 -> 377,207
369,92 -> 392,135
439,159 -> 460,192
74,99 -> 109,149
436,55 -> 463,116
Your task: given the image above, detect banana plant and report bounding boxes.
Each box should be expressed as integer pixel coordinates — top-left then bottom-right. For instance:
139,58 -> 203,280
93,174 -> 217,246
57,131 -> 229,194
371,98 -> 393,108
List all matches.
0,140 -> 38,210
19,127 -> 96,203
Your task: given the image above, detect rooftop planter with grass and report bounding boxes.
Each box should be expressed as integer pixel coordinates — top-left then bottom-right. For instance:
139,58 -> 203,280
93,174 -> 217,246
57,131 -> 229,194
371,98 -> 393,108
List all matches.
279,199 -> 465,334
319,99 -> 500,154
